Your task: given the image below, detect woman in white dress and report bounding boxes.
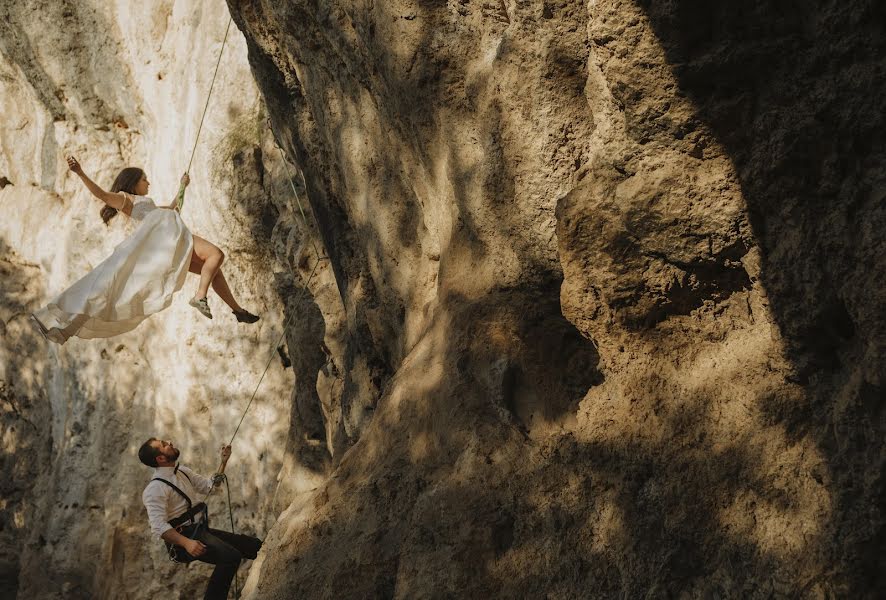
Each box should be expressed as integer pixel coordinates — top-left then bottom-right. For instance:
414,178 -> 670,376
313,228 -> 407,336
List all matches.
30,156 -> 259,344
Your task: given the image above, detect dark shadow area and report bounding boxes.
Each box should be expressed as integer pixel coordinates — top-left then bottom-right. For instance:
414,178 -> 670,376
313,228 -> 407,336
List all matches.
229,8 -> 401,459
634,0 -> 886,377
631,1 -> 886,595
277,270 -> 332,473
229,12 -> 348,298
231,11 -> 353,304
0,238 -> 52,598
232,144 -> 280,250
455,280 -> 604,431
600,204 -> 754,330
228,278 -> 606,598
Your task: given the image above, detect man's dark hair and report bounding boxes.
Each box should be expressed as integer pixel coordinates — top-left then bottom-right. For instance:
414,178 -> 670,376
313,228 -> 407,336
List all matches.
138,437 -> 160,467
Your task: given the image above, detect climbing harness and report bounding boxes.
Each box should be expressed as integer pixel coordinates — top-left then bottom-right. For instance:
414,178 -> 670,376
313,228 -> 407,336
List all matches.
151,473 -> 209,564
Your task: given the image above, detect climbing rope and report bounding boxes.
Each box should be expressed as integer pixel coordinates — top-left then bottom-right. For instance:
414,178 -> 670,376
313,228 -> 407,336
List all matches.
179,19 -> 327,449
271,121 -> 323,260
225,122 -> 327,447
204,147 -> 325,595
190,128 -> 326,594
188,17 -> 232,173
228,256 -> 322,446
173,19 -> 331,596
211,243 -> 314,596
200,254 -> 321,599
172,8 -> 330,462
218,474 -> 241,598
176,17 -> 234,211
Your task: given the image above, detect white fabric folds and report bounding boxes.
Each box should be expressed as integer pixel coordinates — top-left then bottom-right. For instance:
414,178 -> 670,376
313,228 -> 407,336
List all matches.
32,196 -> 193,344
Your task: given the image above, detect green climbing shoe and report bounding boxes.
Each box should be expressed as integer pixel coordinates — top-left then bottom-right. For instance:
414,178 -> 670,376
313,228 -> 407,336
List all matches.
189,296 -> 213,319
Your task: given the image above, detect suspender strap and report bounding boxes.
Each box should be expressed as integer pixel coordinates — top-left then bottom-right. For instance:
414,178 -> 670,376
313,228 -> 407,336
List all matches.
152,477 -> 192,508
151,476 -> 207,529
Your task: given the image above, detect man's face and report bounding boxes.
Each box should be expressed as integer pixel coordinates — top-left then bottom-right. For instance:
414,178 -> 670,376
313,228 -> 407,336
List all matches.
151,439 -> 180,465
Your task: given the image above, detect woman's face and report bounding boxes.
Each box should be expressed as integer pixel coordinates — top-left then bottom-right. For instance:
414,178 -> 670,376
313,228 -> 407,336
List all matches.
133,173 -> 150,196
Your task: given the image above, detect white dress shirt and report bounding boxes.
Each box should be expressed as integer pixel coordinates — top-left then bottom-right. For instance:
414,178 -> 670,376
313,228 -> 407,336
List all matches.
142,465 -> 214,538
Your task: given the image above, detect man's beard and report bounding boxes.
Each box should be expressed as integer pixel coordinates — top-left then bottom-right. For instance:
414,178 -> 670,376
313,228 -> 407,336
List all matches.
168,447 -> 181,462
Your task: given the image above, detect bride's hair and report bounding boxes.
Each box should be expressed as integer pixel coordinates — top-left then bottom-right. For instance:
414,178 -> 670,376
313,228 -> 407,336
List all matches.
102,167 -> 144,225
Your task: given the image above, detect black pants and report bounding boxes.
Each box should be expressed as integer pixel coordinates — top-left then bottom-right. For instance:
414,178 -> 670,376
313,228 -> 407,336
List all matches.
185,526 -> 262,600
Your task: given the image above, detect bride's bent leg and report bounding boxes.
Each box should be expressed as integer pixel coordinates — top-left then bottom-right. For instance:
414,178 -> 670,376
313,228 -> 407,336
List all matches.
189,248 -> 247,313
188,252 -> 204,275
192,235 -> 225,300
188,241 -> 258,323
209,269 -> 243,313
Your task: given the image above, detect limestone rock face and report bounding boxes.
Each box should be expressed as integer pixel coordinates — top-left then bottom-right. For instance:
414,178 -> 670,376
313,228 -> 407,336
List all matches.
2,0 -> 884,598
228,1 -> 885,598
0,2 -> 327,598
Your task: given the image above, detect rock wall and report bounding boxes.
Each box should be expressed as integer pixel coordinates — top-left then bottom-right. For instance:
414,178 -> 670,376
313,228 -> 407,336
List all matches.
0,1 -> 330,598
228,0 -> 885,598
2,0 -> 884,598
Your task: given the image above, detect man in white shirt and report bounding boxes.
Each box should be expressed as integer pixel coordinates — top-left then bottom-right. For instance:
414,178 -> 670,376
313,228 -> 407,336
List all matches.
140,437 -> 262,600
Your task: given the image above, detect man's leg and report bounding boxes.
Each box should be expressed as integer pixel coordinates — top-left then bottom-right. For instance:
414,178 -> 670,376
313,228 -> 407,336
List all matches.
193,528 -> 243,600
207,528 -> 263,560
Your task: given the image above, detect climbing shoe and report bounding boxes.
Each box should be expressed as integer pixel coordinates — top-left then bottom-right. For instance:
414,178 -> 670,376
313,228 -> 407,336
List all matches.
234,309 -> 260,324
189,297 -> 213,319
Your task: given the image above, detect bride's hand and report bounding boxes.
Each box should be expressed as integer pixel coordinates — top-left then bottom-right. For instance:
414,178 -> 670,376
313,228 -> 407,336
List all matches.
181,172 -> 190,187
67,156 -> 83,175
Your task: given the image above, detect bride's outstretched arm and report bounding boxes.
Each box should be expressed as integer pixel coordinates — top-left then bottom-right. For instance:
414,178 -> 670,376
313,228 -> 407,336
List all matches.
67,156 -> 125,209
163,172 -> 189,210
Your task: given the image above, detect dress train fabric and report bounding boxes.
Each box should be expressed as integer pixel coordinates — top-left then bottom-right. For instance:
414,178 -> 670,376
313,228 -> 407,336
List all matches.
31,196 -> 193,344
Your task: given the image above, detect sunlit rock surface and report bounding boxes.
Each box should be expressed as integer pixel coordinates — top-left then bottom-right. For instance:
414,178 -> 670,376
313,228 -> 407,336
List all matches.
0,1 -> 328,598
2,0 -> 884,598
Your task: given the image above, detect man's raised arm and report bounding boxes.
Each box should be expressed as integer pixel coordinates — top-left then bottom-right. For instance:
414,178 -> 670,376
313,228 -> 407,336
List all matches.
187,444 -> 232,495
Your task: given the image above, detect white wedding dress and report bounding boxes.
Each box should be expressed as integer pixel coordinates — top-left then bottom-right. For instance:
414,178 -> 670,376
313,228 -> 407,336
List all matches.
31,195 -> 193,344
